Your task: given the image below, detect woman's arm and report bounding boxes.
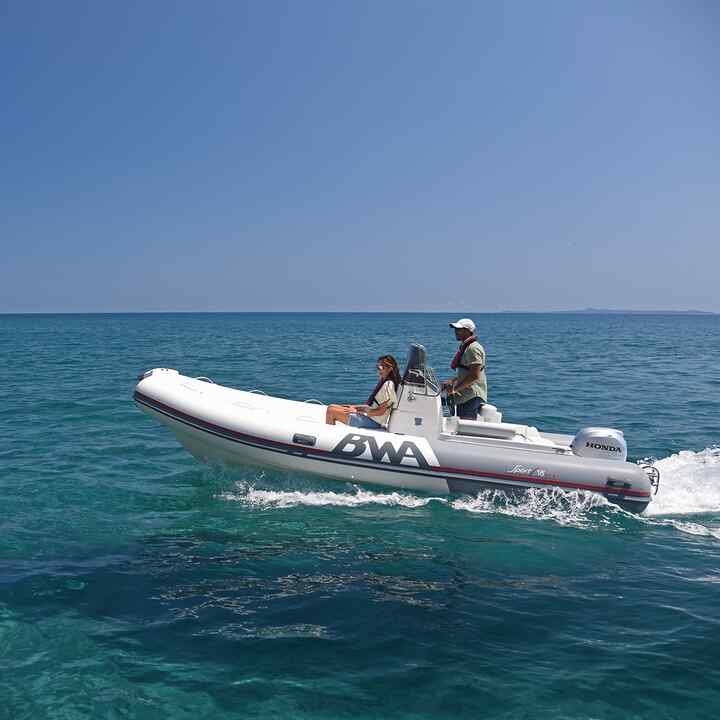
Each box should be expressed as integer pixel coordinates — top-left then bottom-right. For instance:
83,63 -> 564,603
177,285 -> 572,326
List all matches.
364,400 -> 391,418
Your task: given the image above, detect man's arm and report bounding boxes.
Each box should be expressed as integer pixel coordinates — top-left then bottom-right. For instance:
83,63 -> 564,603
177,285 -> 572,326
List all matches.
450,363 -> 483,394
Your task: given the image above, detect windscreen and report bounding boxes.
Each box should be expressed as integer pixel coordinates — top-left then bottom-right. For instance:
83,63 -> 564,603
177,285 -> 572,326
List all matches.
402,344 -> 440,393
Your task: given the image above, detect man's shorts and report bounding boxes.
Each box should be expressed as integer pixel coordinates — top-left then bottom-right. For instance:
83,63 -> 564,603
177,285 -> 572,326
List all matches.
455,396 -> 485,419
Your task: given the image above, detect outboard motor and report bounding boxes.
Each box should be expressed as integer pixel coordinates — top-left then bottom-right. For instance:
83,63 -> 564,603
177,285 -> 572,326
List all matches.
571,427 -> 627,462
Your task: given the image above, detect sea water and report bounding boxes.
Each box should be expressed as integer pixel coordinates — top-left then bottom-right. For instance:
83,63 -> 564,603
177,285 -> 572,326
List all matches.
1,312 -> 719,719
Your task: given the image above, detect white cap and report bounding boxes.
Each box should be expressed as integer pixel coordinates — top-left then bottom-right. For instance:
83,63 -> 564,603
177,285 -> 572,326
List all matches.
449,318 -> 476,333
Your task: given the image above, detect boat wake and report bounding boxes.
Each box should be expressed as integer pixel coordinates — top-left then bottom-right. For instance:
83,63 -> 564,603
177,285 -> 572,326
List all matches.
223,482 -> 440,510
222,480 -> 629,531
638,447 -> 720,540
643,447 -> 720,516
219,448 -> 720,536
449,487 -> 613,528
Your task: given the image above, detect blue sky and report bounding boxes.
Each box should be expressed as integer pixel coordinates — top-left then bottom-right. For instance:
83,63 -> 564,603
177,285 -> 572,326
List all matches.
1,1 -> 718,312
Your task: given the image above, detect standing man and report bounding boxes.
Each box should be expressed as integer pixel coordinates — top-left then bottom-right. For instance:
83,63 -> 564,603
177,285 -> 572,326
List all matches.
443,318 -> 487,419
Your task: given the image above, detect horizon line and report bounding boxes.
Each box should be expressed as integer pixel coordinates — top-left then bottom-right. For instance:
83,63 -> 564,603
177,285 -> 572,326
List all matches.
1,309 -> 717,316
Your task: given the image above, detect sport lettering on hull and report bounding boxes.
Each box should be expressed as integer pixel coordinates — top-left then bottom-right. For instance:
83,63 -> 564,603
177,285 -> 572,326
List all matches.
332,433 -> 431,469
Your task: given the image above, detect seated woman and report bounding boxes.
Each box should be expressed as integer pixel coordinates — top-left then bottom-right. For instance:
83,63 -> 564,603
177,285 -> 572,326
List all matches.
325,355 -> 400,430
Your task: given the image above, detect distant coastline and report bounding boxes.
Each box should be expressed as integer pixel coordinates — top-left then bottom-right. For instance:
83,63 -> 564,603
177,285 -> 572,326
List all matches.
501,308 -> 717,315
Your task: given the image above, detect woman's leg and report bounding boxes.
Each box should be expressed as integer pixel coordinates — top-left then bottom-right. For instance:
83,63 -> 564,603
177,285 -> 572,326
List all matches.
325,404 -> 352,425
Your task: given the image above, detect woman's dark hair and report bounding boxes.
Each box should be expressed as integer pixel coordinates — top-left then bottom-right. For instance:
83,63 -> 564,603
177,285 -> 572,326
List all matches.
377,355 -> 401,390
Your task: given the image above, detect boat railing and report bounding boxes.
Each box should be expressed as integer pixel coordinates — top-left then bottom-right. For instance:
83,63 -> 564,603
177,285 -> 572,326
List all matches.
426,367 -> 441,395
404,366 -> 442,397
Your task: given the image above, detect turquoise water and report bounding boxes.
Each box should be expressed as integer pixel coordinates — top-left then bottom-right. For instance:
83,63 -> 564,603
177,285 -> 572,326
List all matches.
2,312 -> 720,719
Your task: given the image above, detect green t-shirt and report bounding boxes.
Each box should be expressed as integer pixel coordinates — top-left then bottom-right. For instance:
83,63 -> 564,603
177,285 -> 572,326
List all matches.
455,341 -> 487,404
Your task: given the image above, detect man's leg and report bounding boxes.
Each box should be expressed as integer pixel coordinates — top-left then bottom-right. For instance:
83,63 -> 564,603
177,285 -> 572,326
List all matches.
456,397 -> 484,419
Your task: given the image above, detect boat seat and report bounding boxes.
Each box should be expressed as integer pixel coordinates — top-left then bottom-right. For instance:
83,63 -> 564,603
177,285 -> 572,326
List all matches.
456,419 -> 527,440
337,418 -> 390,432
453,419 -> 565,448
479,404 -> 502,423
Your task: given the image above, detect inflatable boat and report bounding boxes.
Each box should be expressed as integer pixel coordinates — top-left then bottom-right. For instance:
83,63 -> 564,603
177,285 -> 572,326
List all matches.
134,345 -> 659,512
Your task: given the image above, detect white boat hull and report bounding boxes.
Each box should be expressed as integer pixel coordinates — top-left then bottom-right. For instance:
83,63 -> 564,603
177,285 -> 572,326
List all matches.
134,367 -> 655,512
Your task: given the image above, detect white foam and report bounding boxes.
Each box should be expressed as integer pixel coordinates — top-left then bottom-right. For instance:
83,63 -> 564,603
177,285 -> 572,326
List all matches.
217,448 -> 720,537
222,482 -> 445,510
222,480 -> 613,530
451,487 -> 614,528
643,447 -> 720,517
657,519 -> 720,540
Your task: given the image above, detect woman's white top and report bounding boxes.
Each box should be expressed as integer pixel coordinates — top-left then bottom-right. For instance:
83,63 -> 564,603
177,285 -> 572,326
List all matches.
370,380 -> 398,427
